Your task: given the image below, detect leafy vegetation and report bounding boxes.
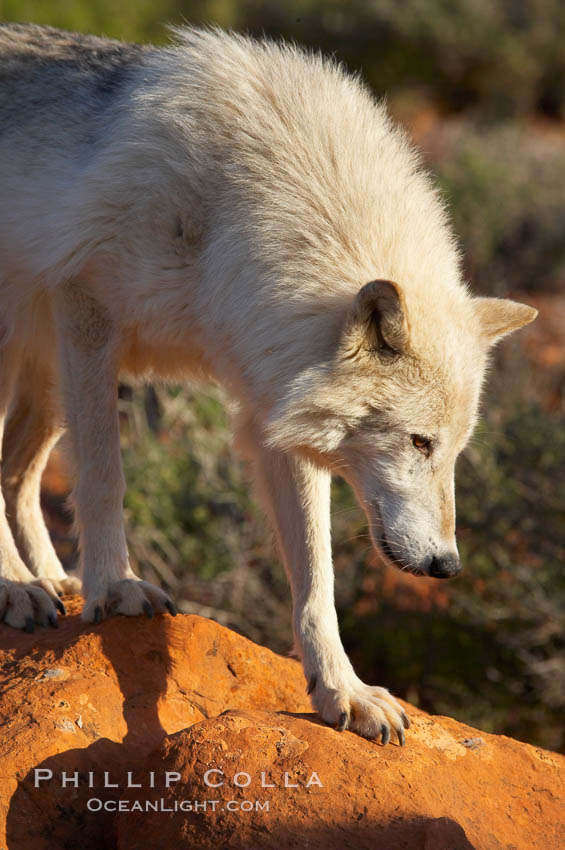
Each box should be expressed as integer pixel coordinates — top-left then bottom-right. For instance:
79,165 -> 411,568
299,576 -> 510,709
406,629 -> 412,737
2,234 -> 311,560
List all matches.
436,125 -> 565,295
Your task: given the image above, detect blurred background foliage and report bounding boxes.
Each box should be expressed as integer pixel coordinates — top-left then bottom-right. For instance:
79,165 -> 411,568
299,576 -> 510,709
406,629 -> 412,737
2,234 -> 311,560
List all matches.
7,0 -> 563,751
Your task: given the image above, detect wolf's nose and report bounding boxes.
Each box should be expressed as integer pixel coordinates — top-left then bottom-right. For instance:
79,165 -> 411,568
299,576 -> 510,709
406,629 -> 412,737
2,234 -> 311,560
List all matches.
429,554 -> 461,579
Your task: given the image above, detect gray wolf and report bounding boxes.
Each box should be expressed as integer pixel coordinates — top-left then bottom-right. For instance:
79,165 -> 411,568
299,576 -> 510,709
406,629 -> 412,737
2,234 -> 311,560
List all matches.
0,23 -> 536,743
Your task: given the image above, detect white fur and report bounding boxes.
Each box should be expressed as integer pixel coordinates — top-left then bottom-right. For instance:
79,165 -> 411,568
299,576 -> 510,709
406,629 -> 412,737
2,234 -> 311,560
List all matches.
0,25 -> 536,741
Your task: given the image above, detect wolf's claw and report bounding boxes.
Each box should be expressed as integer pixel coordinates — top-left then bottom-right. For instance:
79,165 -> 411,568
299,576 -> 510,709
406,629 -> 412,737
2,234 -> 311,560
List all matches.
337,712 -> 348,731
308,675 -> 408,746
0,578 -> 65,631
83,579 -> 176,623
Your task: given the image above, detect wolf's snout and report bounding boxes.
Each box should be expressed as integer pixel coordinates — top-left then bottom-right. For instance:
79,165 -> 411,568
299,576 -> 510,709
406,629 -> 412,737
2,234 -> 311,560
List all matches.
428,554 -> 461,579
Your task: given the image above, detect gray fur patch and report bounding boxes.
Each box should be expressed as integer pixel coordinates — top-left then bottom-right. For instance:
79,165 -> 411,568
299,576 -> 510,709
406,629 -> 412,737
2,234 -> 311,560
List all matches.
0,23 -> 146,141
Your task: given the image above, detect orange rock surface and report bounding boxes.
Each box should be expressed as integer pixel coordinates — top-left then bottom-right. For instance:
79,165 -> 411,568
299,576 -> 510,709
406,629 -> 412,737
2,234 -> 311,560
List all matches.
0,596 -> 309,849
1,596 -> 563,850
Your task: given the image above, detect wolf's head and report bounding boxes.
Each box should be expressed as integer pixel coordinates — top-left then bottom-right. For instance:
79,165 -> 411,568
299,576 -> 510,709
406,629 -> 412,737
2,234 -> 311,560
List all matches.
267,280 -> 537,578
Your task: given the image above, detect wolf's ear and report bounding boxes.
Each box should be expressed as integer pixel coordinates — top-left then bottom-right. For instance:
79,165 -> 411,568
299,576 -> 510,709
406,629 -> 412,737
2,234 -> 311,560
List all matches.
474,297 -> 537,345
347,280 -> 409,358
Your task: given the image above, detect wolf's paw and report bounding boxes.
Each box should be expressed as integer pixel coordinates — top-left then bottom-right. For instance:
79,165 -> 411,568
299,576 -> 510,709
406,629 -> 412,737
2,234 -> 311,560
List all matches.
82,578 -> 177,624
309,676 -> 410,745
47,574 -> 82,596
0,578 -> 66,632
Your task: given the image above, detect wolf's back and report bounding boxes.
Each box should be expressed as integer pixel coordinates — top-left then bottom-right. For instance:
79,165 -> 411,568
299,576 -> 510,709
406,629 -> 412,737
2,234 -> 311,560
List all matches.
0,24 -> 462,323
0,23 -> 145,140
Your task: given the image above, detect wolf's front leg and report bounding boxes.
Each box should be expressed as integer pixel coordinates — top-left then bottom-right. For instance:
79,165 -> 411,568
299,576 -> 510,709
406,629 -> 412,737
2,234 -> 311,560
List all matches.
54,282 -> 175,623
247,442 -> 409,744
249,443 -> 409,745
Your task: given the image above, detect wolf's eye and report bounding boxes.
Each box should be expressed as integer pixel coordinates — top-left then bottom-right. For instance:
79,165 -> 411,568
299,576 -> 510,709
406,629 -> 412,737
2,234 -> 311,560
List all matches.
411,434 -> 432,456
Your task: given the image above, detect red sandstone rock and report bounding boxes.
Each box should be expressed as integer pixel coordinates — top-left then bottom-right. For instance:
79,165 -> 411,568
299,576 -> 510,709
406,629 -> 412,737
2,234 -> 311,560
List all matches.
114,709 -> 565,850
0,596 -> 309,849
1,596 -> 563,850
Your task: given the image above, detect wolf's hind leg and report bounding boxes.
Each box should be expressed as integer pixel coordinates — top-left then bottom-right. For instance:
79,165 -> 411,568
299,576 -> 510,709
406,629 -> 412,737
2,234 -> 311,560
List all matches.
243,432 -> 409,745
0,342 -> 65,630
2,357 -> 80,595
53,281 -> 175,622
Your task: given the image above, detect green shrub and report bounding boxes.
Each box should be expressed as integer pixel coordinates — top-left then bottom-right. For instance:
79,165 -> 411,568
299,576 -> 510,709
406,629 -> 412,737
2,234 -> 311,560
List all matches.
437,125 -> 565,295
122,386 -> 256,582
